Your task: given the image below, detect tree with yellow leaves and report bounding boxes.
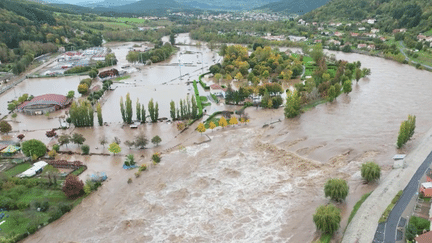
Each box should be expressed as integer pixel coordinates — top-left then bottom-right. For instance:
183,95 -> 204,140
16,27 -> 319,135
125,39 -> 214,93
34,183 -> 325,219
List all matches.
229,116 -> 238,126
234,72 -> 243,81
197,122 -> 206,135
209,121 -> 216,131
219,117 -> 228,128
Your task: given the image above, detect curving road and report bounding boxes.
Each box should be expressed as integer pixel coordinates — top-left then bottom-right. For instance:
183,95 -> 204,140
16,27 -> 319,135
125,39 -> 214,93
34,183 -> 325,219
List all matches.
382,151 -> 432,242
398,41 -> 432,70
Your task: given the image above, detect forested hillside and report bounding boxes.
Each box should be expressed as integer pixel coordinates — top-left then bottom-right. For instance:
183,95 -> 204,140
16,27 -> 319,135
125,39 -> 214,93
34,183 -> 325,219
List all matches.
302,0 -> 432,33
257,0 -> 330,14
0,0 -> 102,74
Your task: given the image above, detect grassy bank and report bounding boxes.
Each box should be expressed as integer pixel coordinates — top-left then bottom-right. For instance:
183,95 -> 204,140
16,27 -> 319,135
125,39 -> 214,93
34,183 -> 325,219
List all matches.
379,190 -> 403,223
345,192 -> 373,232
3,163 -> 32,177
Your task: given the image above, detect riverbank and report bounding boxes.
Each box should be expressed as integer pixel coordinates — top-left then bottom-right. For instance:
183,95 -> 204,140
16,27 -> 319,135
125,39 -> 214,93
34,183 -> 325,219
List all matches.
342,125 -> 432,243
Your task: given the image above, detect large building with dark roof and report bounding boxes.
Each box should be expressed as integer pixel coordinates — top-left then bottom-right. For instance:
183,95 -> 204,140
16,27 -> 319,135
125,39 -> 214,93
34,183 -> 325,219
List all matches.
17,94 -> 72,115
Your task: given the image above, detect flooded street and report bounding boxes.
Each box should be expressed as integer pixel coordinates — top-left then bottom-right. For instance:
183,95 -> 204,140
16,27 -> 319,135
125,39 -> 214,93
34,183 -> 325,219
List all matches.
11,35 -> 432,242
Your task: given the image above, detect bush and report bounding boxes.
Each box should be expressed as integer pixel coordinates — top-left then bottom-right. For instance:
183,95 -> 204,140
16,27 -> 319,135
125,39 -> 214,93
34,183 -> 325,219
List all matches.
17,201 -> 29,210
48,150 -> 57,159
64,66 -> 91,74
135,171 -> 140,178
52,144 -> 60,152
81,144 -> 90,155
127,178 -> 132,184
139,164 -> 147,171
313,204 -> 341,234
152,152 -> 161,163
83,184 -> 91,195
40,201 -> 49,212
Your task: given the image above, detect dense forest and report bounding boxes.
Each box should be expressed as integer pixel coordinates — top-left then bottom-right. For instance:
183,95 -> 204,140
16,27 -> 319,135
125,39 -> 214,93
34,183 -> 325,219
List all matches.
256,0 -> 330,14
302,0 -> 432,33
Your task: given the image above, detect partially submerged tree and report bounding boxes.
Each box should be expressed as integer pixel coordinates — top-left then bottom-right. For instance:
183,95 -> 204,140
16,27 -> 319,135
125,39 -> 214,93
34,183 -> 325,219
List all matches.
151,135 -> 162,146
324,178 -> 349,202
0,121 -> 12,134
108,142 -> 121,156
313,204 -> 341,235
361,162 -> 381,183
134,133 -> 148,149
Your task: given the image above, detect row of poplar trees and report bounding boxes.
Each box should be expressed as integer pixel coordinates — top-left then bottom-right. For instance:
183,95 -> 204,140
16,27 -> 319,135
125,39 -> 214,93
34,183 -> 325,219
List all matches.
169,96 -> 199,121
120,93 -> 159,123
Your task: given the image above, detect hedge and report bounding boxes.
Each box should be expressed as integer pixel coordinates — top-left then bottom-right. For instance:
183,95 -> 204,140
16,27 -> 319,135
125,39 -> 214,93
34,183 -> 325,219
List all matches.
193,80 -> 203,116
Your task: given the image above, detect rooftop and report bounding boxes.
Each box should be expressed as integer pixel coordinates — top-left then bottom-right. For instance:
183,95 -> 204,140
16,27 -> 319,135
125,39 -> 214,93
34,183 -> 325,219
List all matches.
415,231 -> 432,243
421,182 -> 432,189
17,94 -> 71,110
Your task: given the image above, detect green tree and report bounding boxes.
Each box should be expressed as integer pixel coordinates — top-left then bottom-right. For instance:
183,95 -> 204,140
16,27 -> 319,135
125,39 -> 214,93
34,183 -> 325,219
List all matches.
58,134 -> 71,147
81,144 -> 90,155
141,104 -> 146,123
77,83 -> 89,95
148,98 -> 156,122
361,162 -> 381,183
170,100 -> 176,120
42,165 -> 59,186
151,135 -> 162,146
405,223 -> 417,241
343,80 -> 352,94
155,102 -> 159,122
284,91 -> 301,118
89,70 -> 98,79
355,68 -> 362,82
313,204 -> 341,234
69,101 -> 94,127
191,96 -> 198,119
120,96 -> 126,123
311,43 -> 324,64
21,139 -> 47,157
97,103 -> 103,126
125,93 -> 133,124
108,142 -> 121,155
169,33 -> 175,45
0,121 -> 12,134
397,115 -> 416,148
327,85 -> 336,102
71,133 -> 86,145
324,178 -> 349,202
66,91 -> 75,99
136,99 -> 141,121
134,133 -> 148,149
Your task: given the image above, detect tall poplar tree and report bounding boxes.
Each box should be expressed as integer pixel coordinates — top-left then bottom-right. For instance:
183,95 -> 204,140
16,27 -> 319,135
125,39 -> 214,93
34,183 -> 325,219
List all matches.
97,103 -> 103,126
136,98 -> 141,121
120,96 -> 126,123
148,98 -> 155,122
125,93 -> 133,124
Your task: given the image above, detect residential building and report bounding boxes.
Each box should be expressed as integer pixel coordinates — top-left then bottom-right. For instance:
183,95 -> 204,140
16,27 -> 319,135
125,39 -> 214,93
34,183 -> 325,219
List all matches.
357,44 -> 367,48
420,182 -> 432,197
351,32 -> 359,37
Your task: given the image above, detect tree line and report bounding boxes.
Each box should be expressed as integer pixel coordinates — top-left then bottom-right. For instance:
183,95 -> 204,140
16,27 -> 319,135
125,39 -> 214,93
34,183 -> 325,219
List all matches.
120,93 -> 160,124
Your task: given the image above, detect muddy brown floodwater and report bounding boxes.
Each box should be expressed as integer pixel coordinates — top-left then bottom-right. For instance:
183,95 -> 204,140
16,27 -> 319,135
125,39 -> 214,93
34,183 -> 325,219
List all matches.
19,39 -> 432,243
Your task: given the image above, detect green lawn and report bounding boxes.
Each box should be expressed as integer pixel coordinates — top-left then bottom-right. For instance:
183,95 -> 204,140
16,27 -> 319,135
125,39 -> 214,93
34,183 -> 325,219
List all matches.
3,163 -> 32,177
113,17 -> 148,24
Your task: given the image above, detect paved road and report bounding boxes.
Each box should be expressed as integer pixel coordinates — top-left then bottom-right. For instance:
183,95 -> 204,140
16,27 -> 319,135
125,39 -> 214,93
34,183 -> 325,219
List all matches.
398,41 -> 432,70
383,151 -> 432,242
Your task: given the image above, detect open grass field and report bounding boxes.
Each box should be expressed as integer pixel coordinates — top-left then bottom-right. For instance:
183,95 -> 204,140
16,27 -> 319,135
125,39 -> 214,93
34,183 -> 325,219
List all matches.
83,21 -> 134,31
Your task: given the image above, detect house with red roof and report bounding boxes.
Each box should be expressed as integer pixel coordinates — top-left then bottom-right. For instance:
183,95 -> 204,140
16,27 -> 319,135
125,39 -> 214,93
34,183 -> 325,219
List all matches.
17,94 -> 72,115
415,230 -> 432,243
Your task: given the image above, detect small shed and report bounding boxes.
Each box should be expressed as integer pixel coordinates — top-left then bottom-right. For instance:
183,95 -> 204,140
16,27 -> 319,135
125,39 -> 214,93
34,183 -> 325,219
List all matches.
18,161 -> 48,178
420,182 -> 432,197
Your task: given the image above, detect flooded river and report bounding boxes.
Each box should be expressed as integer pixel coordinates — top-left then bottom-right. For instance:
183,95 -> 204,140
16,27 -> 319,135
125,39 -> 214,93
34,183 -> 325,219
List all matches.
14,35 -> 432,242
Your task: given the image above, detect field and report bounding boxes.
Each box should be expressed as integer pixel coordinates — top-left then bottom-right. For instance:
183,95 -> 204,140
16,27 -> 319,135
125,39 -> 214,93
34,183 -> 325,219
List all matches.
0,164 -> 98,242
3,163 -> 31,177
